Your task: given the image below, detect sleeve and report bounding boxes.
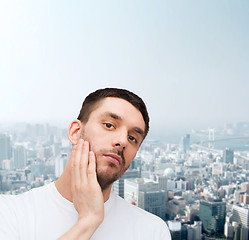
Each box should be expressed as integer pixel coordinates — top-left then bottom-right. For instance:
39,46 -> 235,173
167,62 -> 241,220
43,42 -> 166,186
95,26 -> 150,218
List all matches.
0,195 -> 19,240
159,220 -> 172,240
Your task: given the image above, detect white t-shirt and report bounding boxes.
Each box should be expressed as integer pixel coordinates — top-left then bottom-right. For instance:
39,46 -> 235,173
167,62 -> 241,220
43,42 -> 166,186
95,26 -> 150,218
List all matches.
0,183 -> 171,240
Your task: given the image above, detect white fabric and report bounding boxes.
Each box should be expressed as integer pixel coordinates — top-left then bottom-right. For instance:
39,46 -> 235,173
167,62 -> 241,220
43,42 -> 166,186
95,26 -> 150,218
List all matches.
0,182 -> 171,240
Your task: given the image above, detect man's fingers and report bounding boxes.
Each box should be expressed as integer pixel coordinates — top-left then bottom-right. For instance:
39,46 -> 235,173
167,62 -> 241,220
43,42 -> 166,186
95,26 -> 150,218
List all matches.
73,139 -> 84,188
88,151 -> 97,180
80,141 -> 89,182
70,144 -> 77,190
71,140 -> 97,193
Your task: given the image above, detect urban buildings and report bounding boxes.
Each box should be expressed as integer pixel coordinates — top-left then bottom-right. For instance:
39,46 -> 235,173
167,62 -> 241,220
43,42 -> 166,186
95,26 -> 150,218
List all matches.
0,134 -> 11,167
223,148 -> 234,164
231,205 -> 249,228
199,200 -> 226,234
13,145 -> 27,169
112,169 -> 140,198
124,178 -> 166,219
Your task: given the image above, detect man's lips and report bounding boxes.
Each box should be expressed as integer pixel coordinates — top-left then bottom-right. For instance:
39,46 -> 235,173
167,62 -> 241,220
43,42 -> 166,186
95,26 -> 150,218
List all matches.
103,154 -> 122,166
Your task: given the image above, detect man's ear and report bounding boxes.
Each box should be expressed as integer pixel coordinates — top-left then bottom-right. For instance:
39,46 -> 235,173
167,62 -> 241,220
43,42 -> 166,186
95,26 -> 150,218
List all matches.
67,120 -> 84,145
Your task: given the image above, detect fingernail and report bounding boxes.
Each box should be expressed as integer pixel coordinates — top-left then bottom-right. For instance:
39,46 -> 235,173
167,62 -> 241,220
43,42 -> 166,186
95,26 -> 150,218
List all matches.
89,151 -> 94,157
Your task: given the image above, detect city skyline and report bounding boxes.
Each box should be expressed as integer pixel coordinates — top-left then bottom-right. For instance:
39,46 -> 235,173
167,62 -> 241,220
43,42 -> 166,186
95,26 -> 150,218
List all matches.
0,1 -> 249,137
1,120 -> 249,143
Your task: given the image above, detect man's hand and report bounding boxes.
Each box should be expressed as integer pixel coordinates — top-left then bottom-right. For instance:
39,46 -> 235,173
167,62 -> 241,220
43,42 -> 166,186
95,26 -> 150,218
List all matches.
59,139 -> 104,240
72,139 -> 104,224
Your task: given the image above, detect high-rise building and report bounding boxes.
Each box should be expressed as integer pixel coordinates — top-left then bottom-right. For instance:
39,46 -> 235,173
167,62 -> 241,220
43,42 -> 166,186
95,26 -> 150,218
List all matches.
208,129 -> 215,148
211,163 -> 223,176
157,175 -> 167,191
138,190 -> 166,220
155,175 -> 168,201
185,221 -> 202,240
231,205 -> 249,228
223,148 -> 234,164
199,200 -> 226,234
234,190 -> 245,204
168,221 -> 181,240
241,182 -> 249,194
230,222 -> 249,240
129,157 -> 142,175
238,193 -> 249,204
0,134 -> 12,166
181,134 -> 190,153
224,221 -> 234,239
185,205 -> 199,223
112,169 -> 139,198
240,227 -> 249,240
233,222 -> 241,240
13,145 -> 27,169
124,178 -> 159,206
124,178 -> 166,219
55,153 -> 68,178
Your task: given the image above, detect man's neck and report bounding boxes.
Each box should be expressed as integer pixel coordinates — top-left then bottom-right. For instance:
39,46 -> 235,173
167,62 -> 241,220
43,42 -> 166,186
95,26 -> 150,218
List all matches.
54,170 -> 112,203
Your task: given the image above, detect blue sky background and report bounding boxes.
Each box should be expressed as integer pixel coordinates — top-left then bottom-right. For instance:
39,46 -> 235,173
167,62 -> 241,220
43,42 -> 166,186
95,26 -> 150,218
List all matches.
0,1 -> 249,138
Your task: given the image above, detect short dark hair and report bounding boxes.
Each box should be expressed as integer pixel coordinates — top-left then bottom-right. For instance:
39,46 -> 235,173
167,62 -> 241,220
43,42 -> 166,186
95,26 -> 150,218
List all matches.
77,88 -> 149,137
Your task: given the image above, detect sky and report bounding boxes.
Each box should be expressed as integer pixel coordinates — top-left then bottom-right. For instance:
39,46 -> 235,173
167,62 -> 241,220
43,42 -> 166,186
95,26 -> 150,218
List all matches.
0,1 -> 249,139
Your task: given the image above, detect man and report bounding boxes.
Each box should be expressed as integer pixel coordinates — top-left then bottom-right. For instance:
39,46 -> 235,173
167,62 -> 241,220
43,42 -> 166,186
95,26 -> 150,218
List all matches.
0,88 -> 171,240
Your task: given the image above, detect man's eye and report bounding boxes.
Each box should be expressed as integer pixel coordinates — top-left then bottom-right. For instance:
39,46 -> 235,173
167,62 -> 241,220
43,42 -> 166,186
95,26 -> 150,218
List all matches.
128,135 -> 137,143
104,123 -> 114,129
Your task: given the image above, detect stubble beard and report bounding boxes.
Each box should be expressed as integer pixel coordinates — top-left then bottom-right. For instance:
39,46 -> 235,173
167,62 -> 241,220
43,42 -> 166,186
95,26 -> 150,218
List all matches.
95,150 -> 129,191
80,131 -> 129,191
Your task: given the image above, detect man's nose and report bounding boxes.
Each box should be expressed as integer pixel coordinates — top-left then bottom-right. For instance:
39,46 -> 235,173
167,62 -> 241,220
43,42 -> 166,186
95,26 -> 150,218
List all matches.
112,130 -> 128,150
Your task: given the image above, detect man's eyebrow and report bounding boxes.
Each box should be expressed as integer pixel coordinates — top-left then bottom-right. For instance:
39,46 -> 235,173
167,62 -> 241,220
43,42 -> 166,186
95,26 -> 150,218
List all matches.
132,127 -> 145,137
102,112 -> 122,120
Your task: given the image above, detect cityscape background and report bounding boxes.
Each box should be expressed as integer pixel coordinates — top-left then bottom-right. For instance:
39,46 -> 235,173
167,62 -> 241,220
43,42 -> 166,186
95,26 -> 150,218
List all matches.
1,1 -> 249,239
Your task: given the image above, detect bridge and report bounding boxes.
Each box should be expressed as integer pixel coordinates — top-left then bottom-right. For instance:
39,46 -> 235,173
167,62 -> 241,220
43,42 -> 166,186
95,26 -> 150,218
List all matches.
191,143 -> 249,161
194,136 -> 249,145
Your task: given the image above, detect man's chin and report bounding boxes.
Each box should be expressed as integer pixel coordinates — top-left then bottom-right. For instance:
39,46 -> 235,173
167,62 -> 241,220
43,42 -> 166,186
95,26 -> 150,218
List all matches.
96,168 -> 124,191
97,175 -> 118,191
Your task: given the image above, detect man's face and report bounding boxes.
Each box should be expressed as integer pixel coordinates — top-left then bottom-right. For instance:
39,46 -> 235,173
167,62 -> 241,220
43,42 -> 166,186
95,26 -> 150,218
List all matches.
80,97 -> 145,190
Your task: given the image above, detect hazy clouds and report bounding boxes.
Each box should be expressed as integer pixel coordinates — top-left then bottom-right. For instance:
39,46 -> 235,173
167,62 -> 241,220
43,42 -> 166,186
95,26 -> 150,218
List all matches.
0,1 -> 249,138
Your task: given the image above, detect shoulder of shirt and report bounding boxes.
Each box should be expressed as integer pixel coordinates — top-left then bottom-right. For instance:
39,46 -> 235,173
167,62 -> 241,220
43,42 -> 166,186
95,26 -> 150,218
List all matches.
110,192 -> 166,225
109,192 -> 171,239
0,182 -> 52,204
